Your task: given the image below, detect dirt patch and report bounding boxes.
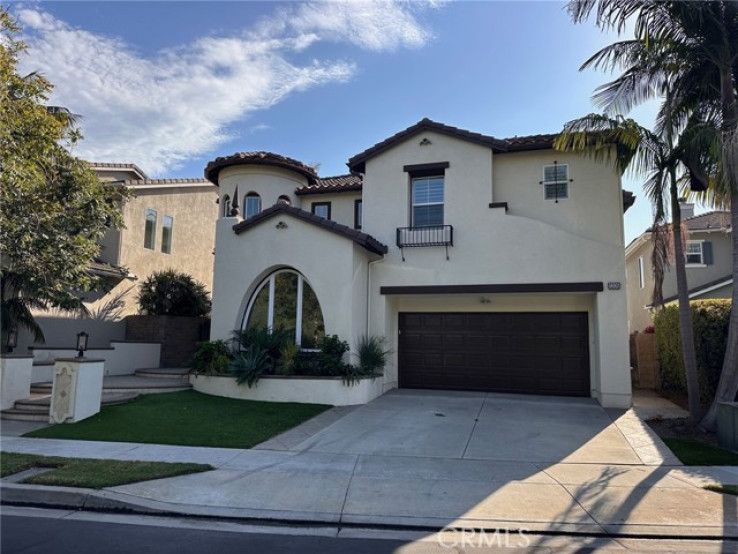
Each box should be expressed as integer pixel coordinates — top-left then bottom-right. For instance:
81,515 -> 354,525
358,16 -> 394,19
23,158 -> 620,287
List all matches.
646,416 -> 718,447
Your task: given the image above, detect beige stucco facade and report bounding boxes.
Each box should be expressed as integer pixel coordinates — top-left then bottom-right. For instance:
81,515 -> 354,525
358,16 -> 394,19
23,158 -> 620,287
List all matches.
209,120 -> 633,408
89,168 -> 218,316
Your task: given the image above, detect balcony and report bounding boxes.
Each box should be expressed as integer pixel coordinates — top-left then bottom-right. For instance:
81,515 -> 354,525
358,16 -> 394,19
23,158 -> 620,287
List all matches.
396,225 -> 453,261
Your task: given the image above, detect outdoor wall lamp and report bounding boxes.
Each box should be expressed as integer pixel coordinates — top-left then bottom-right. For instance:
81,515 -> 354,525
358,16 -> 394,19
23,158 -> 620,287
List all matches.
6,329 -> 17,354
76,331 -> 89,358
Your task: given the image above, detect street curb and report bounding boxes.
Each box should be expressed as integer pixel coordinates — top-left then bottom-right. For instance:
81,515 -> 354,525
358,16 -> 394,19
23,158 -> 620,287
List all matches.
3,483 -> 738,541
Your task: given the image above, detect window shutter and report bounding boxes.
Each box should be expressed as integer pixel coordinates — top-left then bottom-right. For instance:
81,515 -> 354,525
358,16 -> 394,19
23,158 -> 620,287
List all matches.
703,241 -> 713,265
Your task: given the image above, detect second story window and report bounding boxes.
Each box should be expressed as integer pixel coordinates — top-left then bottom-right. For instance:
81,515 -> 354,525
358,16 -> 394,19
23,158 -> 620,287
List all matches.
161,215 -> 173,254
144,208 -> 157,250
638,257 -> 645,289
543,164 -> 569,200
312,202 -> 331,220
412,176 -> 444,227
245,193 -> 261,219
354,199 -> 362,230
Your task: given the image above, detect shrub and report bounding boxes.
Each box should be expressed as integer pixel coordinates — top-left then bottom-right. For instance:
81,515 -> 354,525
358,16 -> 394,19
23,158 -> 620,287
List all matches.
654,299 -> 731,406
355,335 -> 391,375
137,270 -> 211,317
276,342 -> 300,376
232,327 -> 292,372
190,340 -> 231,375
315,335 -> 350,377
229,346 -> 270,388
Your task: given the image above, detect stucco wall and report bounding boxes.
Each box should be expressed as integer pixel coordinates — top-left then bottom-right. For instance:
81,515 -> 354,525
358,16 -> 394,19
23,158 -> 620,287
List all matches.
493,150 -> 623,245
210,214 -> 376,356
299,191 -> 362,228
110,185 -> 217,315
217,165 -> 309,215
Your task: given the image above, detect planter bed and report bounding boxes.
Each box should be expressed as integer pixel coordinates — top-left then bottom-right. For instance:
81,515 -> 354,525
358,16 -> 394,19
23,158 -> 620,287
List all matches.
190,373 -> 384,406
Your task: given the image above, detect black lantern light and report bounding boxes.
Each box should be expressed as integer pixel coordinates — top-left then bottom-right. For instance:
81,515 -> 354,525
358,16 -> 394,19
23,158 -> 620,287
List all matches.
6,329 -> 18,354
76,331 -> 89,358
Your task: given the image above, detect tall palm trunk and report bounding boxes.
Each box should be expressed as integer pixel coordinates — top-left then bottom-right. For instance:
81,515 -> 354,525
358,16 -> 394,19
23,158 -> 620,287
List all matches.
669,170 -> 703,420
702,170 -> 738,429
700,46 -> 738,430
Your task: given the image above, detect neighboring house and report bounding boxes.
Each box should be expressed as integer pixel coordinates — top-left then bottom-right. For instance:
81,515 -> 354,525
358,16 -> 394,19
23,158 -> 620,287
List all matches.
625,202 -> 732,332
86,162 -> 218,316
207,118 -> 635,408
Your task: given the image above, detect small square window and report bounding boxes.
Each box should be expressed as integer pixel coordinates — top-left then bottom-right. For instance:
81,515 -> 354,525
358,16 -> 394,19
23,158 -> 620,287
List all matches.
312,202 -> 331,220
686,241 -> 703,265
543,164 -> 569,200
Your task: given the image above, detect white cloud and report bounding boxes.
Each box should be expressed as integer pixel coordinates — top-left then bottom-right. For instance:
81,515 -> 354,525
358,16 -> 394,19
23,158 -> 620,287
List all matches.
15,2 -> 437,175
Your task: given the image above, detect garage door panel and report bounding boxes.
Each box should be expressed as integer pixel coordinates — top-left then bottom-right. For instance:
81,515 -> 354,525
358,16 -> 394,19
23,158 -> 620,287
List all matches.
399,312 -> 590,397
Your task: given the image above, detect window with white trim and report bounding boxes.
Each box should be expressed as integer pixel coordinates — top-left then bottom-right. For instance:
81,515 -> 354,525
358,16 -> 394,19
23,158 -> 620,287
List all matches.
245,193 -> 261,219
244,270 -> 325,349
543,164 -> 569,200
686,241 -> 704,265
144,209 -> 157,250
638,257 -> 645,289
412,176 -> 444,226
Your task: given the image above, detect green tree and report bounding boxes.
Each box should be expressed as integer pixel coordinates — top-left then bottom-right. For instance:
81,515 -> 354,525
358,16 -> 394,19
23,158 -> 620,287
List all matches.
0,9 -> 127,348
137,270 -> 211,318
566,0 -> 737,429
556,105 -> 716,420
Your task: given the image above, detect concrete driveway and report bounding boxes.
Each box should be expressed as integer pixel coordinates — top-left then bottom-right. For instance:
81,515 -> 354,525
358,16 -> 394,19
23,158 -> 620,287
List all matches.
292,389 -> 642,464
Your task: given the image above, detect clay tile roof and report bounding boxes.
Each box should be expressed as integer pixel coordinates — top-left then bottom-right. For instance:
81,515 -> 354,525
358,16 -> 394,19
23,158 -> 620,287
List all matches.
347,119 -> 569,173
121,178 -> 212,187
90,162 -> 148,180
684,211 -> 731,231
347,118 -> 510,173
232,204 -> 388,255
502,133 -> 557,151
295,174 -> 363,196
204,151 -> 317,186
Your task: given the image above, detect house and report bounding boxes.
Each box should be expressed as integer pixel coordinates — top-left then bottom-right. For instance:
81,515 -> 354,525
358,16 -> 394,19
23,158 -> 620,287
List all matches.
87,162 -> 218,316
625,201 -> 732,332
207,118 -> 634,409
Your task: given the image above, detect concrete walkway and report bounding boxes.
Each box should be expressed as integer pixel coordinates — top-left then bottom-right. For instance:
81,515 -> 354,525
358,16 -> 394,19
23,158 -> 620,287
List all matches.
2,390 -> 737,538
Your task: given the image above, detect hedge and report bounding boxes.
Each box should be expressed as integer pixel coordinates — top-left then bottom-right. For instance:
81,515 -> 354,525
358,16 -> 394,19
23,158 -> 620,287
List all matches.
653,299 -> 731,406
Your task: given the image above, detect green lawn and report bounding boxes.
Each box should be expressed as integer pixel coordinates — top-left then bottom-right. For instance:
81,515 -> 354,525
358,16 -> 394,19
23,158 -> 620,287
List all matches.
24,390 -> 331,449
663,438 -> 738,466
1,451 -> 211,489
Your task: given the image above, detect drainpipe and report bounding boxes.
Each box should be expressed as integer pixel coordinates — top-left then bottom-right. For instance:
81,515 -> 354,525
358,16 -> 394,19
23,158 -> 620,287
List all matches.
366,255 -> 386,336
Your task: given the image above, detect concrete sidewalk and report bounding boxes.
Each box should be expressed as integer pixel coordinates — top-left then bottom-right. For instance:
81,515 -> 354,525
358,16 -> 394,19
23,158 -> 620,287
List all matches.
2,392 -> 738,539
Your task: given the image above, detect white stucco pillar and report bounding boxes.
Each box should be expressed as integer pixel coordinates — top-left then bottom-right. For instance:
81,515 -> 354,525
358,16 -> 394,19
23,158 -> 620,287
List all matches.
594,290 -> 632,409
0,355 -> 34,410
49,357 -> 105,424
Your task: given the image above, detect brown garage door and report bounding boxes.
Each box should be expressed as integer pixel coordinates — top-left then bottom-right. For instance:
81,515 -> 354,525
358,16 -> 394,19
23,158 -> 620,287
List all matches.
399,312 -> 590,397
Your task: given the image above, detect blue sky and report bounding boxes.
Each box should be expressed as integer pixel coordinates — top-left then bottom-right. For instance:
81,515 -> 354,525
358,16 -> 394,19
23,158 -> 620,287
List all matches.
11,1 -> 707,243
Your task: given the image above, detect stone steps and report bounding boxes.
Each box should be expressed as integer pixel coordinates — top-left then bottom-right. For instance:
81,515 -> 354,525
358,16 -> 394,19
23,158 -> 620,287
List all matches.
30,374 -> 192,396
134,367 -> 190,379
1,392 -> 139,421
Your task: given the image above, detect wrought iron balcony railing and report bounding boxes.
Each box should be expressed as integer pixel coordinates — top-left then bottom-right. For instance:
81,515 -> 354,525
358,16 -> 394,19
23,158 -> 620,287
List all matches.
396,225 -> 453,260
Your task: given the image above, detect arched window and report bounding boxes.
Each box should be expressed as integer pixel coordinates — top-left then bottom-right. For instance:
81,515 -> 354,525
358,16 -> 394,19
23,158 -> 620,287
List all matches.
245,192 -> 261,219
222,195 -> 231,217
278,195 -> 291,205
244,270 -> 325,348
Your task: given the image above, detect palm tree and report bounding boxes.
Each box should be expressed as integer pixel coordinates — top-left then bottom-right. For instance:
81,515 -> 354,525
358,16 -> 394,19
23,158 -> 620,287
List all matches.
566,0 -> 737,429
555,104 -> 716,420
